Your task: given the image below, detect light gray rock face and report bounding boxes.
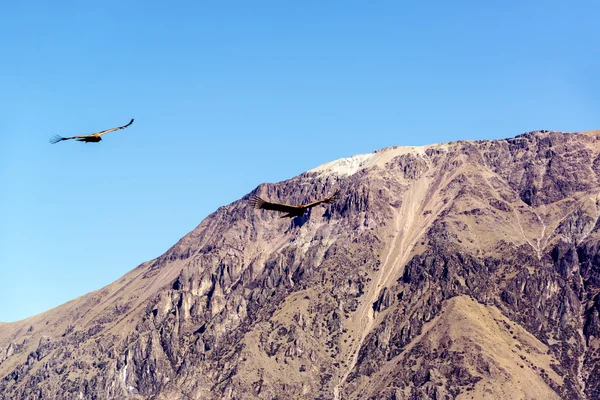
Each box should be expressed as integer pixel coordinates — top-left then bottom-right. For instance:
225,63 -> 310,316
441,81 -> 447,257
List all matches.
2,130 -> 600,399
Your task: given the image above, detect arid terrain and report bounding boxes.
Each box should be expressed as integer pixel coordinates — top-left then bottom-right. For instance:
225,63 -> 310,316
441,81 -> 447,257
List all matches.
2,129 -> 600,399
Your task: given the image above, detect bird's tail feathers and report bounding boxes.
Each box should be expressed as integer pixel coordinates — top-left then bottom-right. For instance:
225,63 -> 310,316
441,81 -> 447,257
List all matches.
49,135 -> 67,144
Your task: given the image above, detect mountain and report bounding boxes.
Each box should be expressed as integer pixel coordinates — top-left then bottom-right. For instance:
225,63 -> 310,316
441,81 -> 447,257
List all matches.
2,129 -> 600,400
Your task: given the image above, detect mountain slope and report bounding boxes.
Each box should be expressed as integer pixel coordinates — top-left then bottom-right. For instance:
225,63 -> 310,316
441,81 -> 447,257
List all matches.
2,129 -> 600,399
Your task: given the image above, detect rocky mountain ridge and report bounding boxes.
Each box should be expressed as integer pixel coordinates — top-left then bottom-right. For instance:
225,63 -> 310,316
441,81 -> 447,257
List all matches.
2,129 -> 600,399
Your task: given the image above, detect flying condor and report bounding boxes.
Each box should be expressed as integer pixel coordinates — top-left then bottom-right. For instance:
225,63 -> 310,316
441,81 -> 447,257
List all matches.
49,118 -> 134,144
250,190 -> 340,218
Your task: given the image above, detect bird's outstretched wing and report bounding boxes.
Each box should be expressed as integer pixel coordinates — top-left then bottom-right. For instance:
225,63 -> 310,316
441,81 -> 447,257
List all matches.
250,196 -> 301,213
95,118 -> 134,137
299,190 -> 340,209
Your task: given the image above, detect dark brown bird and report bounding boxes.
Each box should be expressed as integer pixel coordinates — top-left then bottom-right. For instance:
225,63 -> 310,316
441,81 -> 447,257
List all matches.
250,190 -> 340,218
49,118 -> 134,144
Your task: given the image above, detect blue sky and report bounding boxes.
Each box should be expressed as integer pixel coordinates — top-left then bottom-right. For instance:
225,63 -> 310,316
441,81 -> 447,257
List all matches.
1,1 -> 598,322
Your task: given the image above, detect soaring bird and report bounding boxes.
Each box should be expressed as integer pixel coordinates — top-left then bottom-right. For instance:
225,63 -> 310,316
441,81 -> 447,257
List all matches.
49,118 -> 134,144
250,190 -> 340,218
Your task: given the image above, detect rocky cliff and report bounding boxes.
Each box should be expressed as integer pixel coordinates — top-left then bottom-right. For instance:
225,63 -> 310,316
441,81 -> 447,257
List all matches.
2,129 -> 600,399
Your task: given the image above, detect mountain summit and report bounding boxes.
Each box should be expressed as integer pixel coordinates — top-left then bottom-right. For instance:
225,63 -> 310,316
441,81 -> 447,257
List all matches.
2,130 -> 600,399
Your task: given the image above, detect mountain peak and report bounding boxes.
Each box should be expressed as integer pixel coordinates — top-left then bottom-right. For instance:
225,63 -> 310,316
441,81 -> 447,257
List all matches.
309,142 -> 450,177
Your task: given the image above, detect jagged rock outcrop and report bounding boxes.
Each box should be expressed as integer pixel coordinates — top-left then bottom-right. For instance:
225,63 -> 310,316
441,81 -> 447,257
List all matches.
2,129 -> 600,399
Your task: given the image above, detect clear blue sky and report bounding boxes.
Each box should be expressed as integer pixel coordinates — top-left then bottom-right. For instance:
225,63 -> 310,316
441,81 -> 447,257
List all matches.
1,1 -> 598,322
